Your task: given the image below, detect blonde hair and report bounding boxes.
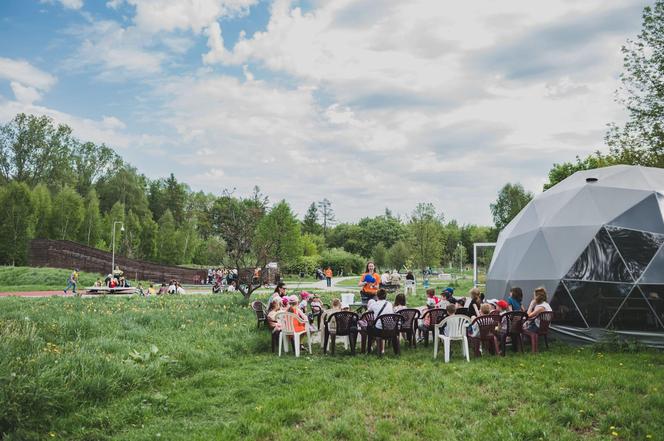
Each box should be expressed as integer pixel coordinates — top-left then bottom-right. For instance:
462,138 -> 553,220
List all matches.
480,303 -> 491,315
332,298 -> 341,308
469,287 -> 481,301
446,304 -> 457,315
534,287 -> 547,304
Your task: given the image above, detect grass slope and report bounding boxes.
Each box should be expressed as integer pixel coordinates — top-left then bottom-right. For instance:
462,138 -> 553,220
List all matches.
1,293 -> 662,440
0,266 -> 103,292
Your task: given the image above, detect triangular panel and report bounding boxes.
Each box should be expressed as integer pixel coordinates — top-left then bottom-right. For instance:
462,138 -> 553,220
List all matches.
510,230 -> 558,280
607,286 -> 663,331
563,280 -> 633,328
550,282 -> 588,328
607,193 -> 664,234
641,245 -> 664,284
488,231 -> 537,280
586,186 -> 652,226
594,166 -> 651,191
565,227 -> 633,282
509,205 -> 541,237
541,225 -> 599,279
606,226 -> 664,280
533,189 -> 580,226
637,284 -> 664,328
546,186 -> 604,227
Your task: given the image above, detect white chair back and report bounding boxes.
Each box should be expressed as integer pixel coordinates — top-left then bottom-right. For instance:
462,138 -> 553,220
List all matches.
438,315 -> 471,339
276,312 -> 305,335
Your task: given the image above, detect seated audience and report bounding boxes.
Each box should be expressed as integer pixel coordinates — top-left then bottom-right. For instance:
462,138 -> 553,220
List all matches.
368,289 -> 394,330
508,287 -> 524,312
525,287 -> 552,331
393,293 -> 407,312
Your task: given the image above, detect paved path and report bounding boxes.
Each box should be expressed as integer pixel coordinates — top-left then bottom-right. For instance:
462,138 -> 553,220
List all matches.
0,291 -> 71,297
0,276 -> 362,298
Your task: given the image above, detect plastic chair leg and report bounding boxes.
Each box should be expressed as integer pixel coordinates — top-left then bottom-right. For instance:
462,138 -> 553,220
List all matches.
463,338 -> 470,362
444,338 -> 450,363
433,336 -> 439,359
294,334 -> 301,357
331,335 -> 336,355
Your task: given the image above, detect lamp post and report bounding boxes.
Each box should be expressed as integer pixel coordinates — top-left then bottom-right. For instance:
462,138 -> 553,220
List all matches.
111,221 -> 124,274
457,243 -> 464,273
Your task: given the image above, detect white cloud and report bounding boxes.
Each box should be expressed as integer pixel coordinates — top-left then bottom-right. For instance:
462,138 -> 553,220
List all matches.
70,20 -> 166,76
202,21 -> 229,65
9,82 -> 42,104
125,0 -> 258,34
0,57 -> 57,91
42,0 -> 84,10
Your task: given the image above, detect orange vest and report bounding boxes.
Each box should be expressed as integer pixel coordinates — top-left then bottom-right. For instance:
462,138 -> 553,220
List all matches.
360,272 -> 381,295
288,306 -> 305,332
325,268 -> 333,278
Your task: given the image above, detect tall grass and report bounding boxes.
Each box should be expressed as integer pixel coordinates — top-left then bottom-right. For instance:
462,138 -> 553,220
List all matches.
1,293 -> 663,440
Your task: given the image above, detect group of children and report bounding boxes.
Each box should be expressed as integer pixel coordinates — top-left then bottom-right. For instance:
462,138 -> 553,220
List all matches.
265,282 -> 554,351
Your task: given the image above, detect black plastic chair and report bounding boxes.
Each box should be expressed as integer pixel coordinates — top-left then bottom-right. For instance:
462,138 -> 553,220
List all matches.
421,308 -> 447,346
324,311 -> 359,355
396,308 -> 421,348
367,314 -> 405,356
358,311 -> 375,353
251,301 -> 267,329
468,315 -> 501,357
499,311 -> 528,355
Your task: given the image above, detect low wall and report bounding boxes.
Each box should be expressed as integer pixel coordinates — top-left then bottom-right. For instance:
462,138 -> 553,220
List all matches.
28,239 -> 207,284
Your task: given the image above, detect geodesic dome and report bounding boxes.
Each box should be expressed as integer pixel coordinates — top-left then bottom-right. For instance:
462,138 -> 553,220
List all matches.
486,165 -> 664,345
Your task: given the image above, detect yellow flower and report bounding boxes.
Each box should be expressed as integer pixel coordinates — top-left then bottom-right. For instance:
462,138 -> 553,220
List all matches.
611,431 -> 618,437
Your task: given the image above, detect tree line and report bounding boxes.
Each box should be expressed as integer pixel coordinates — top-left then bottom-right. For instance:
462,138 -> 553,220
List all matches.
0,112 -> 504,274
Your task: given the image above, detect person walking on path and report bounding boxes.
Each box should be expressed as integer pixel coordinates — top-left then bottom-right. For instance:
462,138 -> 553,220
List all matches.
64,268 -> 79,295
324,267 -> 333,288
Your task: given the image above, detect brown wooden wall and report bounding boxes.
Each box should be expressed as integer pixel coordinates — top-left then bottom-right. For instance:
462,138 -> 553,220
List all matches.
28,239 -> 207,284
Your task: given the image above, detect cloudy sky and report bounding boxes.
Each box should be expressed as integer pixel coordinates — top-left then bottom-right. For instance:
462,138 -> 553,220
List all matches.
0,0 -> 651,224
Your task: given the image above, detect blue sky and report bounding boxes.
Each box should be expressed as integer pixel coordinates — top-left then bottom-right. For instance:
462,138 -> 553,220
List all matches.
0,0 -> 651,224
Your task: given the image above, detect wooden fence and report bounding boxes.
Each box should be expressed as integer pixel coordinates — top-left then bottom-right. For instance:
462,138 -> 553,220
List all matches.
28,239 -> 207,284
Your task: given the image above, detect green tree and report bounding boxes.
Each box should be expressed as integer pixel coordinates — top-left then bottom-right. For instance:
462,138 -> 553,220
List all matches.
96,165 -> 149,218
139,216 -> 158,261
409,203 -> 444,272
31,183 -> 52,239
605,0 -> 664,166
122,210 -> 142,259
80,188 -> 102,247
387,239 -> 411,271
72,141 -> 121,195
50,186 -> 84,241
543,2 -> 664,189
0,113 -> 75,188
326,223 -> 363,255
209,192 -> 268,299
104,201 -> 126,254
357,214 -> 407,257
317,198 -> 336,238
489,183 -> 534,231
193,236 -> 226,265
164,173 -> 188,226
302,202 -> 323,235
372,242 -> 388,269
254,200 -> 302,267
156,209 -> 179,264
301,233 -> 321,256
0,182 -> 35,265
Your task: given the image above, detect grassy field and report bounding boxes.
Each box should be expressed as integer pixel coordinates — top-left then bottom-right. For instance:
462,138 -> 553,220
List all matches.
0,266 -> 105,292
1,292 -> 663,441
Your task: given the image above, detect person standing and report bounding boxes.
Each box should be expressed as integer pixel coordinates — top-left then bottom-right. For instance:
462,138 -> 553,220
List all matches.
358,261 -> 381,305
324,267 -> 333,288
64,268 -> 79,295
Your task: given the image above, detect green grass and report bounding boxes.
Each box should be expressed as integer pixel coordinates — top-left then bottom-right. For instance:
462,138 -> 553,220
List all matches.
0,266 -> 102,291
1,293 -> 663,440
0,266 -> 155,292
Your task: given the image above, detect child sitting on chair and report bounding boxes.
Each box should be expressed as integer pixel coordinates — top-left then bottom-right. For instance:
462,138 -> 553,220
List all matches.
469,303 -> 492,337
298,291 -> 311,312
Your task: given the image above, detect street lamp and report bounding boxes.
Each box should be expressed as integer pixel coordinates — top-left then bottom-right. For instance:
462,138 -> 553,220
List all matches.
111,221 -> 124,274
457,243 -> 464,273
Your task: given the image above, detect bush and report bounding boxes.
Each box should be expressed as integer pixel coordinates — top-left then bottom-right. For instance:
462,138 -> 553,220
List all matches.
319,248 -> 365,275
283,255 -> 320,275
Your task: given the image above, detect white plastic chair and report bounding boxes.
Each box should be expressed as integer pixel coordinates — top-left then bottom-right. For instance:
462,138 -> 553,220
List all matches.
404,279 -> 416,295
276,312 -> 312,357
434,315 -> 471,362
